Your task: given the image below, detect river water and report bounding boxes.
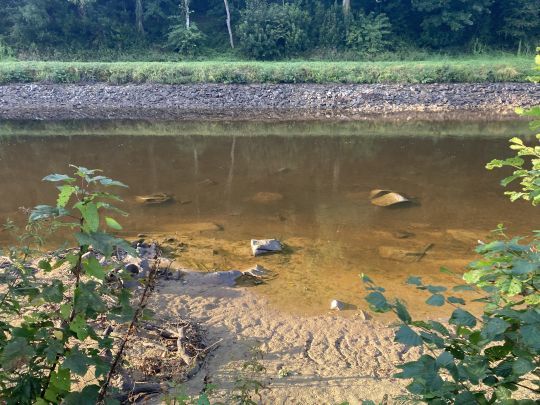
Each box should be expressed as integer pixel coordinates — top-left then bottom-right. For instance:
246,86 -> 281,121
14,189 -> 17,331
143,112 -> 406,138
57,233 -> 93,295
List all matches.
0,120 -> 537,317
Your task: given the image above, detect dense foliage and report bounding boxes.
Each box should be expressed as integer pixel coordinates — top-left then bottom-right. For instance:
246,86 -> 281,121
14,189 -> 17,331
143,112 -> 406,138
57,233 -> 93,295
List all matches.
0,0 -> 538,60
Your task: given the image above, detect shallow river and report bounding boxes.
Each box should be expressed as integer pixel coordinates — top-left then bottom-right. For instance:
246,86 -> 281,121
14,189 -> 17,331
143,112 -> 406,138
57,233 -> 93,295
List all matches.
0,120 -> 537,317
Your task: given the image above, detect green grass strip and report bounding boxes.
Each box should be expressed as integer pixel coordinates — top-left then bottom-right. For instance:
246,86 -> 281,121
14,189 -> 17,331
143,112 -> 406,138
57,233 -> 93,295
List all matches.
0,57 -> 535,84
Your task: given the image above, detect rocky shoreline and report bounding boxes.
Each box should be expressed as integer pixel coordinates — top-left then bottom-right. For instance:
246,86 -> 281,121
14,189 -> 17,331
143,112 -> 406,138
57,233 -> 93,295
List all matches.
0,82 -> 539,121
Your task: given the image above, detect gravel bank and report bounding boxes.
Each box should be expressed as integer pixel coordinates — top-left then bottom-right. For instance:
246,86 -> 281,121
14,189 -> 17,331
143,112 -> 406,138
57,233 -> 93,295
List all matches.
0,83 -> 539,121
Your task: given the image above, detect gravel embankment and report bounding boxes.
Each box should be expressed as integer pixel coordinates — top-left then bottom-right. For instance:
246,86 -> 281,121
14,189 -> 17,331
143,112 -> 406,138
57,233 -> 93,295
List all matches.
0,83 -> 539,120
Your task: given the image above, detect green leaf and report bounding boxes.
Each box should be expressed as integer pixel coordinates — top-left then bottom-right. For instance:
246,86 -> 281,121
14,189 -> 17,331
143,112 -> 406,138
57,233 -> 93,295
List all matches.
395,300 -> 411,323
501,174 -> 521,187
50,367 -> 71,391
197,393 -> 211,405
70,314 -> 89,340
452,284 -> 475,292
60,303 -> 72,320
509,137 -> 524,146
436,351 -> 454,367
83,256 -> 105,280
42,280 -> 65,303
45,367 -> 71,402
63,347 -> 90,376
395,325 -> 422,346
45,338 -> 64,363
38,259 -> 52,272
484,344 -> 511,361
406,276 -> 422,286
365,291 -> 391,312
75,231 -> 135,258
57,185 -> 77,208
71,165 -> 100,177
97,177 -> 128,188
507,278 -> 523,296
360,273 -> 373,284
419,331 -> 445,348
105,216 -> 122,230
1,337 -> 35,371
43,174 -> 75,183
454,391 -> 477,405
63,385 -> 100,405
449,308 -> 477,327
426,294 -> 445,306
29,205 -> 69,222
74,281 -> 107,314
76,202 -> 100,233
481,317 -> 509,340
428,321 -> 449,335
426,285 -> 447,294
521,324 -> 540,351
447,296 -> 465,305
512,358 -> 535,376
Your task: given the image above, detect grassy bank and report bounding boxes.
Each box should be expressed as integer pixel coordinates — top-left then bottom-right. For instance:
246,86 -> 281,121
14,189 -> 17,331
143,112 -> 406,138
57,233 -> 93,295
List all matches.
0,56 -> 535,84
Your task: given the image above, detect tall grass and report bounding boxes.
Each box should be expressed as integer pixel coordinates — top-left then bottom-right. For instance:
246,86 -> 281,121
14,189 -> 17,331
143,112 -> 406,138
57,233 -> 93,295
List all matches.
0,56 -> 535,84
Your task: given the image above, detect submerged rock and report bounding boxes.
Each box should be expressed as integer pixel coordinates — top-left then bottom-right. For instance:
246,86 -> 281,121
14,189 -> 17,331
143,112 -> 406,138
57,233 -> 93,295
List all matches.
136,193 -> 173,205
251,239 -> 283,256
244,264 -> 269,277
369,189 -> 410,207
250,192 -> 284,204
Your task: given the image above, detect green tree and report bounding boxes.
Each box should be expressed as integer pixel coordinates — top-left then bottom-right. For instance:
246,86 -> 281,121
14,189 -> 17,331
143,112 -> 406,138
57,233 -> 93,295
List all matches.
237,0 -> 309,60
411,0 -> 493,48
495,0 -> 540,53
346,12 -> 392,57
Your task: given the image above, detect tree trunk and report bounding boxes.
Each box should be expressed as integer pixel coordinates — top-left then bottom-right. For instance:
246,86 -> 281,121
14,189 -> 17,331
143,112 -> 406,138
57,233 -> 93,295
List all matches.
136,0 -> 144,35
342,0 -> 350,15
184,0 -> 190,29
223,0 -> 234,48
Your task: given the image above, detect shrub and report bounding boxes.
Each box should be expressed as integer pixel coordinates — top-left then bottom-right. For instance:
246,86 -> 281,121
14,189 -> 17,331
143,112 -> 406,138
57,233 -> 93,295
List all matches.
0,166 -> 150,403
318,4 -> 347,49
346,12 -> 392,58
237,0 -> 309,60
166,23 -> 206,57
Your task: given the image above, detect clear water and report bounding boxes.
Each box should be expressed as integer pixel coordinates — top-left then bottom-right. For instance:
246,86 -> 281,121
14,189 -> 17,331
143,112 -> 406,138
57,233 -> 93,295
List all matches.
0,120 -> 537,317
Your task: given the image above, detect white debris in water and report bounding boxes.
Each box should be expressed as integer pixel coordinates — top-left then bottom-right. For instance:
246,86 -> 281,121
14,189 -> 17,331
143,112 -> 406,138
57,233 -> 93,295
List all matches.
244,264 -> 269,277
251,239 -> 282,256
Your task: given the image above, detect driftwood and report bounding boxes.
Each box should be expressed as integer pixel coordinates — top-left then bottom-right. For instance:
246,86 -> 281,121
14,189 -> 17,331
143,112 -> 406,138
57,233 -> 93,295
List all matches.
406,243 -> 434,262
177,326 -> 192,366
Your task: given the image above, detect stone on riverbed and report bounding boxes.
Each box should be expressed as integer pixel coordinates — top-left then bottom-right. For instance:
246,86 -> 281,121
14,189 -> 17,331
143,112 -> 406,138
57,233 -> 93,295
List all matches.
251,239 -> 283,256
250,191 -> 284,204
330,299 -> 345,311
135,192 -> 173,205
244,264 -> 269,277
182,265 -> 271,287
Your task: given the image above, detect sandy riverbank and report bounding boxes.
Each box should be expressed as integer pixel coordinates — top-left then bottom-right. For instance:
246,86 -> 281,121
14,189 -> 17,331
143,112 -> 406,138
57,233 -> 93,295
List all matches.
147,270 -> 419,404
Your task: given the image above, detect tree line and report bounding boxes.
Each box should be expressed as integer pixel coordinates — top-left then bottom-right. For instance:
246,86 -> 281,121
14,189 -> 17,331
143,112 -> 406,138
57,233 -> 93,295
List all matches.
0,0 -> 539,60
